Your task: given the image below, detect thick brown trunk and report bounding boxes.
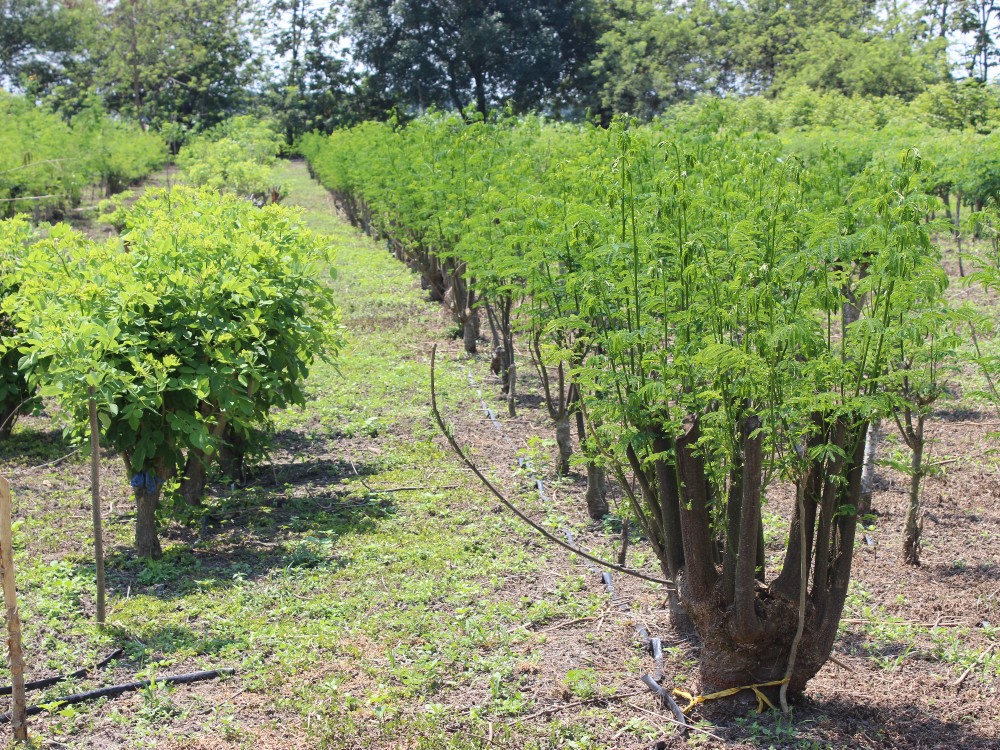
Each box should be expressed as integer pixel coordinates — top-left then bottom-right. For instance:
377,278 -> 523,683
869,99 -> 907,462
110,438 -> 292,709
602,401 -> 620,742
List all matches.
584,463 -> 608,520
674,418 -> 718,606
463,308 -> 479,354
180,450 -> 208,507
651,433 -> 684,579
425,254 -> 446,301
698,419 -> 866,698
732,415 -> 763,641
134,481 -> 163,559
772,414 -> 825,602
554,415 -> 572,476
807,422 -> 866,671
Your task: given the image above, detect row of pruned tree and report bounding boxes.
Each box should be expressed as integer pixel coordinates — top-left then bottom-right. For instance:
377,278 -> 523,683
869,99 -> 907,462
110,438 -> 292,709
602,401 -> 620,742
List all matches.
300,110 -> 1000,701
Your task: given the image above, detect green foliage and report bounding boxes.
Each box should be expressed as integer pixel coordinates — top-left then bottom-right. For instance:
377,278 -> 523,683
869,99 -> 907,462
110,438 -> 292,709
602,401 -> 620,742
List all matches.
347,0 -> 603,116
84,0 -> 258,134
304,111 -> 956,691
562,668 -> 605,699
0,215 -> 37,436
264,0 -> 356,142
0,0 -> 92,92
909,79 -> 1000,133
0,92 -> 165,218
589,0 -> 721,118
177,116 -> 283,202
770,18 -> 948,99
6,186 -> 341,541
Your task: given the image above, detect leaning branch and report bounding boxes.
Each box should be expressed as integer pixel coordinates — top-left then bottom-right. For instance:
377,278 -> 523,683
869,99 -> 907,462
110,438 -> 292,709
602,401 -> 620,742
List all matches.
429,345 -> 672,587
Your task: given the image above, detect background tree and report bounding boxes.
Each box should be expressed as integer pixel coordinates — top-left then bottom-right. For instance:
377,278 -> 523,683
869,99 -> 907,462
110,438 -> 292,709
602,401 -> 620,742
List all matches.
956,0 -> 1000,81
0,0 -> 94,92
738,0 -> 949,97
346,0 -> 603,116
264,0 -> 356,143
590,0 -> 731,119
86,0 -> 258,137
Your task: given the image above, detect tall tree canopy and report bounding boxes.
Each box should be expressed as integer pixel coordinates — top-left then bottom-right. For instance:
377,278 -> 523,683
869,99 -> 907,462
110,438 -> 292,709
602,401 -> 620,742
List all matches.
265,0 -> 356,141
347,0 -> 603,116
2,1 -> 999,133
80,0 -> 259,133
0,0 -> 93,91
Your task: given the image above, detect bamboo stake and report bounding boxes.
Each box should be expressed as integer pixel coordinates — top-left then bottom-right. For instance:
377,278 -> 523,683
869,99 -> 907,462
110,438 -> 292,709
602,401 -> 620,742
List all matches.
89,390 -> 106,626
0,477 -> 28,742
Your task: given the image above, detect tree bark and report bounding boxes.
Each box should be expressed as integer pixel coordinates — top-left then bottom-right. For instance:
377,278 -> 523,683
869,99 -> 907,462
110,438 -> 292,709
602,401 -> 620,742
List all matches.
506,362 -> 517,417
554,415 -> 572,477
732,415 -> 764,642
462,308 -> 479,354
858,419 -> 881,517
133,474 -> 164,559
584,464 -> 608,520
179,450 -> 208,507
0,402 -> 17,440
218,426 -> 247,483
902,415 -> 925,566
674,418 -> 718,607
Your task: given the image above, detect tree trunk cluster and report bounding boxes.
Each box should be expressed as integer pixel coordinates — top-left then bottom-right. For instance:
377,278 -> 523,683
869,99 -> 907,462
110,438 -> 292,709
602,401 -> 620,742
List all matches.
624,414 -> 867,697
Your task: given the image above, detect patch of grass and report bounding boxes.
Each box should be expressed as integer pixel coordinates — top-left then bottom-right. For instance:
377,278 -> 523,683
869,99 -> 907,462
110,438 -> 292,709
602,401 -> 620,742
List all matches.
842,584 -> 999,682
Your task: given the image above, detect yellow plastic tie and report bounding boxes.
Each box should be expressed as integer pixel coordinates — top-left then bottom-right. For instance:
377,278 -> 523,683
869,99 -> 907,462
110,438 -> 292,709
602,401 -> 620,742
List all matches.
672,678 -> 788,713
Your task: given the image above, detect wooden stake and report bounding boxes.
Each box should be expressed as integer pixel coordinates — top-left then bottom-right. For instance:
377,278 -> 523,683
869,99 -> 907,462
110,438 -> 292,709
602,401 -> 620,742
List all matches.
0,476 -> 28,742
89,391 -> 106,626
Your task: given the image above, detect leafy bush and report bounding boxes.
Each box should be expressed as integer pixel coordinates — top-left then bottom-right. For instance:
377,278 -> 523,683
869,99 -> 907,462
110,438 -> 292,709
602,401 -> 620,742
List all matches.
0,93 -> 165,218
0,217 -> 38,437
303,112 -> 952,701
7,187 -> 341,557
177,116 -> 283,203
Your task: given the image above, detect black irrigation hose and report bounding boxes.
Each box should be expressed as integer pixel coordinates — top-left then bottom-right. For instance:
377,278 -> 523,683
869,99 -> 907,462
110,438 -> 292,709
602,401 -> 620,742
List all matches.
433,346 -> 672,586
650,638 -> 664,682
640,674 -> 689,732
0,649 -> 124,697
599,569 -> 689,734
0,668 -> 235,724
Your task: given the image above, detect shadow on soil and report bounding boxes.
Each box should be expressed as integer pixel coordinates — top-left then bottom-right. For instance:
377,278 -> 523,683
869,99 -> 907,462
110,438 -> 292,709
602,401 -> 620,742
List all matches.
104,623 -> 239,661
0,425 -> 75,464
928,560 -> 999,582
784,695 -> 1000,749
76,454 -> 394,608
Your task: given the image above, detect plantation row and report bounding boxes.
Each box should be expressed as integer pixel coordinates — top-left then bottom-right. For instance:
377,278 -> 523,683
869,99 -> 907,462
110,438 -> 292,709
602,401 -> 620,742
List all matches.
0,94 -> 287,222
0,187 -> 341,558
0,94 -> 165,219
300,112 -> 998,699
176,116 -> 286,205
